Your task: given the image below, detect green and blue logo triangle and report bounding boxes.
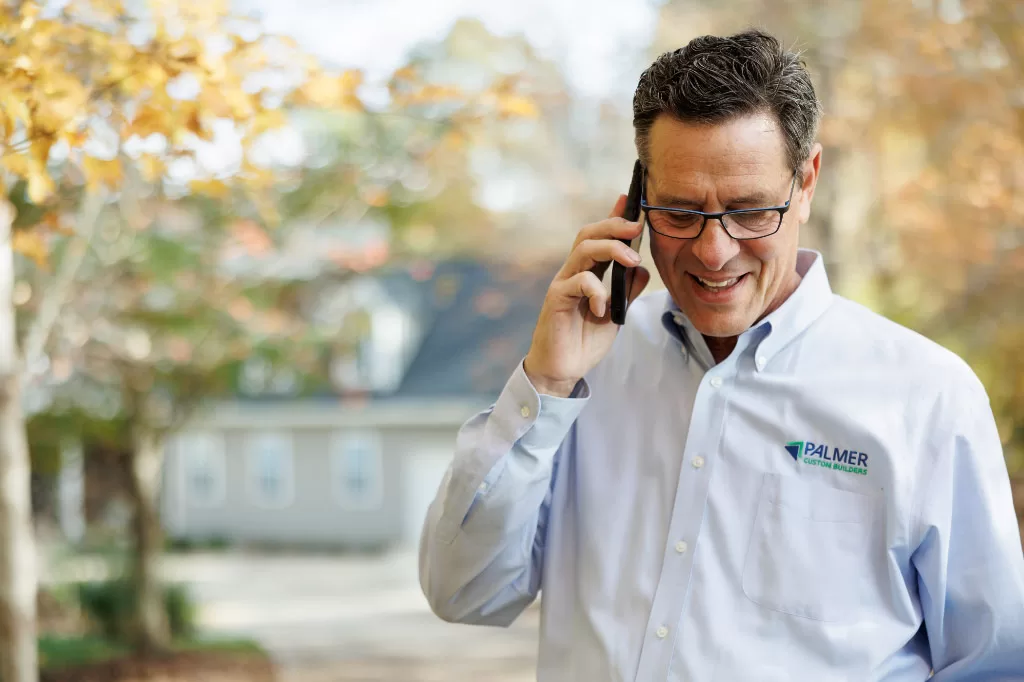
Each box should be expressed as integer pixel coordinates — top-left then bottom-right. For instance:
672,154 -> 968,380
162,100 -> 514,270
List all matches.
785,441 -> 804,461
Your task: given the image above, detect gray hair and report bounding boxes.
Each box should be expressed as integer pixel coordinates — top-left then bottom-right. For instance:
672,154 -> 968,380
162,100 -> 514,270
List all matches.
633,29 -> 822,173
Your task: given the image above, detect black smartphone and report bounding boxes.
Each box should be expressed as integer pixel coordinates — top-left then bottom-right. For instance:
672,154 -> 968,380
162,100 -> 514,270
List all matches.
610,160 -> 644,325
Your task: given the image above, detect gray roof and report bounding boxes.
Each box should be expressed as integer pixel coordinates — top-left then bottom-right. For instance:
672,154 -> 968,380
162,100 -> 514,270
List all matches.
391,259 -> 558,400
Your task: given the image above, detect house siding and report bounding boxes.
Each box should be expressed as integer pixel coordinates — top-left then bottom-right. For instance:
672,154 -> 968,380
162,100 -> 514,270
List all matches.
163,417 -> 465,550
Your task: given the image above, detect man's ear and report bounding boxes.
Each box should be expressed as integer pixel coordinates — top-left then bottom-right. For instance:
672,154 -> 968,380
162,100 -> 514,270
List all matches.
798,143 -> 823,224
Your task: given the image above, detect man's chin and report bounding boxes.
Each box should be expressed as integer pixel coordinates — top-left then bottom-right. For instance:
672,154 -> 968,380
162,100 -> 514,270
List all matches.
683,306 -> 752,338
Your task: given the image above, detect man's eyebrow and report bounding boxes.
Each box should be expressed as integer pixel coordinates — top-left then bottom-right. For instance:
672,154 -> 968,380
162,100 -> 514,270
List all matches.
648,189 -> 775,209
649,191 -> 704,208
725,191 -> 775,206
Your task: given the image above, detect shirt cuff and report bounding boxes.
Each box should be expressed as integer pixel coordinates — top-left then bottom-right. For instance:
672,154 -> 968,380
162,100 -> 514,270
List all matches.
491,360 -> 590,452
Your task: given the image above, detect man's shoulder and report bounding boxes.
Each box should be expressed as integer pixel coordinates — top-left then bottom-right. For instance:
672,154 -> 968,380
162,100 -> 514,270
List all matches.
822,295 -> 984,394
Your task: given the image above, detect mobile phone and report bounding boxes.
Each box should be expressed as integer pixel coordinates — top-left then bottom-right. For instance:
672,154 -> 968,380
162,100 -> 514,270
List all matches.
610,160 -> 644,325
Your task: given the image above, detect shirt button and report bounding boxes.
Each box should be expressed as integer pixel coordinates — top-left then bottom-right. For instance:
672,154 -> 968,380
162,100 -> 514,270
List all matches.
520,405 -> 531,418
675,540 -> 688,553
709,376 -> 723,388
756,356 -> 767,369
478,483 -> 488,493
656,625 -> 669,639
692,456 -> 705,469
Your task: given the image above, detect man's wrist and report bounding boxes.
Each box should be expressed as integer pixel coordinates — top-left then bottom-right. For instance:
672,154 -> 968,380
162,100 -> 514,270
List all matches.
522,359 -> 579,398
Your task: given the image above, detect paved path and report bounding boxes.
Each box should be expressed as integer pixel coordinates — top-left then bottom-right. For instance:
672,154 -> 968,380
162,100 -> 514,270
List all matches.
161,549 -> 540,681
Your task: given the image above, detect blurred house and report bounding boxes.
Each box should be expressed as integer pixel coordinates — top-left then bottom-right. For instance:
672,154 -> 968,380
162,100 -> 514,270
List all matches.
159,259 -> 557,549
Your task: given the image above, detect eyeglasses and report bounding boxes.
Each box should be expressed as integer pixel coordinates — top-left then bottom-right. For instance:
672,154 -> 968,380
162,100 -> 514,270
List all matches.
640,169 -> 799,241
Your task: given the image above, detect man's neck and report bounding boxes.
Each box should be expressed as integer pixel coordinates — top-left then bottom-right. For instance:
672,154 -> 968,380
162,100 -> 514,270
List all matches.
704,335 -> 738,365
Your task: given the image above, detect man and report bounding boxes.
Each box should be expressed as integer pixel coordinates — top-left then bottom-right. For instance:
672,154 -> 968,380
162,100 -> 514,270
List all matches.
419,30 -> 1024,681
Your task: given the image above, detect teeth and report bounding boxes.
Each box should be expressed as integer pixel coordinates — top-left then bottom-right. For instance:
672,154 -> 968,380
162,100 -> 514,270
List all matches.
697,276 -> 739,289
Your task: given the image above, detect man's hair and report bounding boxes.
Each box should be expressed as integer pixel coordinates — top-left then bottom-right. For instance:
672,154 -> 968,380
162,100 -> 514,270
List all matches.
633,29 -> 822,172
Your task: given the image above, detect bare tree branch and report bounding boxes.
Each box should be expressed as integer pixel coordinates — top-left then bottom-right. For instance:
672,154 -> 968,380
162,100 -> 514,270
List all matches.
20,190 -> 106,379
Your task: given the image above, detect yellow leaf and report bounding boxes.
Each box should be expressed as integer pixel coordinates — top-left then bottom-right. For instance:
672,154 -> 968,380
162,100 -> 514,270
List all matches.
30,136 -> 54,167
82,156 -> 123,191
1,94 -> 31,130
183,107 -> 214,141
199,88 -> 233,118
442,130 -> 466,149
143,63 -> 168,89
189,179 -> 229,198
139,155 -> 165,183
27,166 -> 55,203
62,128 -> 89,149
130,105 -> 169,137
1,153 -> 31,178
225,88 -> 255,119
497,94 -> 538,119
240,161 -> 275,189
249,108 -> 287,136
392,66 -> 418,82
12,230 -> 49,269
298,70 -> 364,109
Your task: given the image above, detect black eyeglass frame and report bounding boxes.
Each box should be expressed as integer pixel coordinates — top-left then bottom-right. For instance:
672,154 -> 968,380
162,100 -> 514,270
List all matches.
639,168 -> 800,241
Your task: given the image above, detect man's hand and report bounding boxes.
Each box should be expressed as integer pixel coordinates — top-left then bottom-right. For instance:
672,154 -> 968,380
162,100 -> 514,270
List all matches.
523,195 -> 650,397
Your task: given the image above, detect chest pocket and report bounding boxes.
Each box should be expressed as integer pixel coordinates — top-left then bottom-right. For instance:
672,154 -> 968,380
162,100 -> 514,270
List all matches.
742,473 -> 880,623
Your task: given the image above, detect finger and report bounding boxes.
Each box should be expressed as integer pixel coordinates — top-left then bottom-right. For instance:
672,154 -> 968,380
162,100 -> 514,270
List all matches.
627,265 -> 651,303
560,238 -> 641,279
552,270 -> 607,317
574,216 -> 643,250
608,194 -> 627,219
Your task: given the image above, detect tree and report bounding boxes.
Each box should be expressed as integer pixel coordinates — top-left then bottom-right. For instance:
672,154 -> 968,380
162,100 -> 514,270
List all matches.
830,0 -> 1024,473
5,7 -> 540,665
38,186 -> 325,651
0,1 -> 362,677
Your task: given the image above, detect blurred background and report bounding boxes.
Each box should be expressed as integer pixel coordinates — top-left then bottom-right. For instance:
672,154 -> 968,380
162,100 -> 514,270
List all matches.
0,0 -> 1020,680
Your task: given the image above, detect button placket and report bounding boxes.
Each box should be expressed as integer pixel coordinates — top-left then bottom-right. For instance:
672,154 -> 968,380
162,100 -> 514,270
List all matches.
635,356 -> 731,680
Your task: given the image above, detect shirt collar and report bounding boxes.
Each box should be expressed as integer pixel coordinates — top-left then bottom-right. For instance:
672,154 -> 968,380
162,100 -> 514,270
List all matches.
660,249 -> 834,370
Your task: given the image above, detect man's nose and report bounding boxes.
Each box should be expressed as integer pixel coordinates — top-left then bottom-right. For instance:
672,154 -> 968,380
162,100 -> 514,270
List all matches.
690,218 -> 741,271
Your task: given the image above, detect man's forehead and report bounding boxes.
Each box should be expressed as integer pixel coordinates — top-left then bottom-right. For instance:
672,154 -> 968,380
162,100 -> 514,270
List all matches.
647,113 -> 789,180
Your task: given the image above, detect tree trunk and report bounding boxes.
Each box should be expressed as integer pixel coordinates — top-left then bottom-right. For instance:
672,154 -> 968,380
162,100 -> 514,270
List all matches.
125,424 -> 170,654
0,201 -> 38,682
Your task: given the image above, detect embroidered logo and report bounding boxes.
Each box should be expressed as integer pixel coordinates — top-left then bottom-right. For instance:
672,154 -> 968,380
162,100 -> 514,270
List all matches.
786,440 -> 869,477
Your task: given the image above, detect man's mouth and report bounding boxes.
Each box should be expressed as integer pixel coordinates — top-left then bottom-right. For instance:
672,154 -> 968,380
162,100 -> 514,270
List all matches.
690,273 -> 747,292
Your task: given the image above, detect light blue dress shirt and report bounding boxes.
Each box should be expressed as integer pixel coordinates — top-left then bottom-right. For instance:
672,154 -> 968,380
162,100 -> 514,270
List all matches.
419,249 -> 1024,681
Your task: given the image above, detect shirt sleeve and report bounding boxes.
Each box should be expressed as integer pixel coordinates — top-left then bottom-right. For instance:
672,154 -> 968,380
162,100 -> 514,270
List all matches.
912,379 -> 1024,679
418,360 -> 589,626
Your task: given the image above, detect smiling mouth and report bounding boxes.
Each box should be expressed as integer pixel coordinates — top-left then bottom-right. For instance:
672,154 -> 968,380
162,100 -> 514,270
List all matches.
690,273 -> 747,292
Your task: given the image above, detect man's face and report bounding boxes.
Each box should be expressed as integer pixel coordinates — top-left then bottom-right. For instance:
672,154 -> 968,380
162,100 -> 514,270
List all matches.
645,113 -> 820,337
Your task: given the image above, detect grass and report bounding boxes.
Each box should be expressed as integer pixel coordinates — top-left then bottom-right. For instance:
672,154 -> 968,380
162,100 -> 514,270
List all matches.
38,635 -> 266,671
38,636 -> 129,670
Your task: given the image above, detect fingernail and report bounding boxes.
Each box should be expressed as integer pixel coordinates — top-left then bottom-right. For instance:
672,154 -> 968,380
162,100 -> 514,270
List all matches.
629,249 -> 641,263
598,300 -> 607,316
